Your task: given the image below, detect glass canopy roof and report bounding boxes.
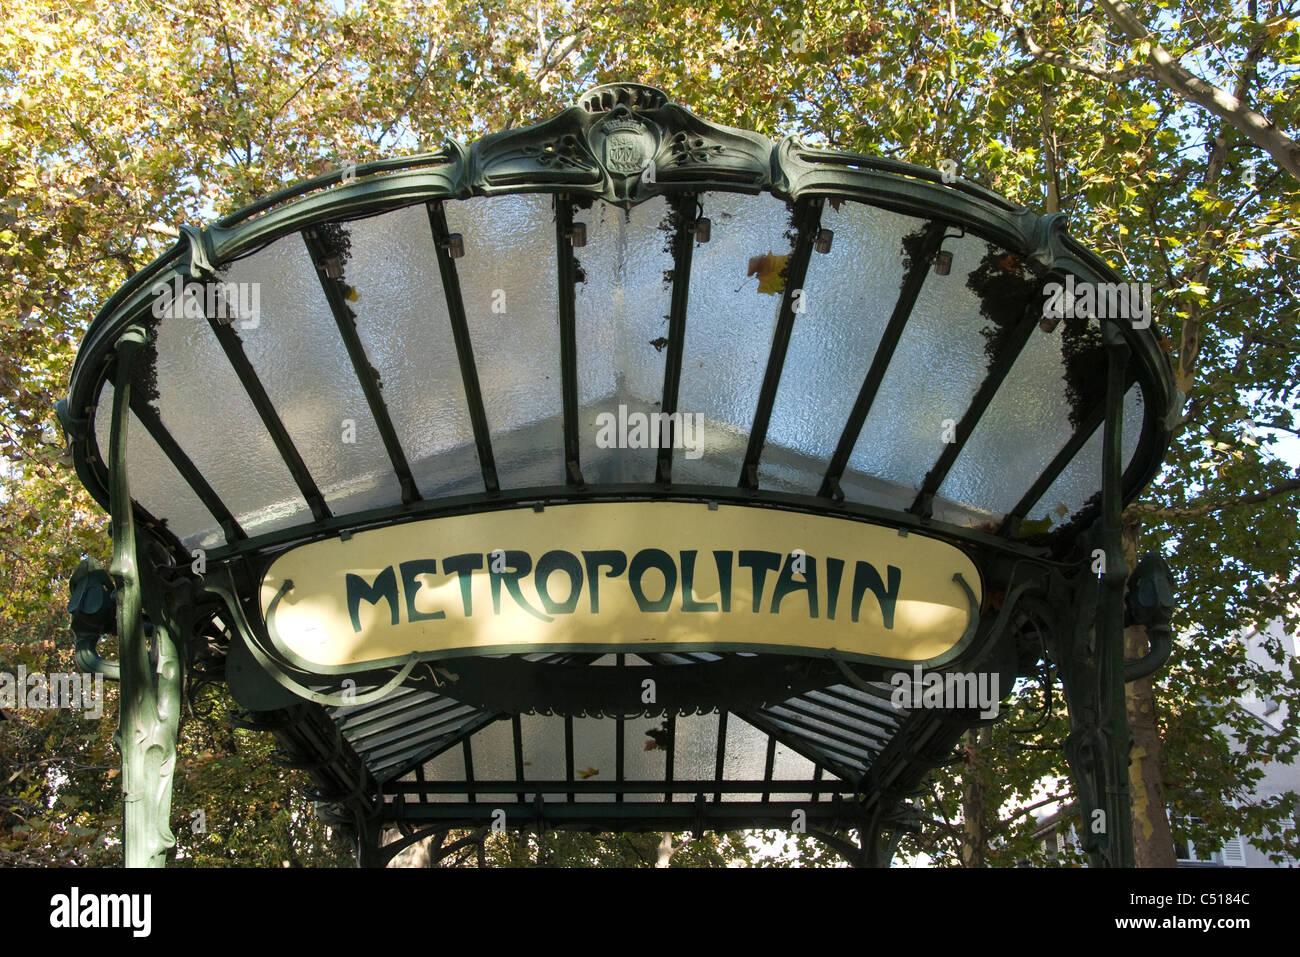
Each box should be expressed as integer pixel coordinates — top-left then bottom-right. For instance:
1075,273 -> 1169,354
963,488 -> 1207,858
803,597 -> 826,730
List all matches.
81,189 -> 1156,552
64,83 -> 1176,855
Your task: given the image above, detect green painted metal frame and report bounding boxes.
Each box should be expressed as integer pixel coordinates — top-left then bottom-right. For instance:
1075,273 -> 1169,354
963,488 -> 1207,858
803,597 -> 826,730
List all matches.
59,83 -> 1179,868
301,226 -> 420,504
104,326 -> 184,867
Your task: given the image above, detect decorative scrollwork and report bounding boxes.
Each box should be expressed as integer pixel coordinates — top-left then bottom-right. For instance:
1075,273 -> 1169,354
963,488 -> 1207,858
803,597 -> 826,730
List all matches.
522,134 -> 589,170
665,130 -> 725,168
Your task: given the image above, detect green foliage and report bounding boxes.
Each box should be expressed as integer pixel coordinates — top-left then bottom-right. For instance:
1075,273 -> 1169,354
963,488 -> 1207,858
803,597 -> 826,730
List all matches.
1,0 -> 1297,866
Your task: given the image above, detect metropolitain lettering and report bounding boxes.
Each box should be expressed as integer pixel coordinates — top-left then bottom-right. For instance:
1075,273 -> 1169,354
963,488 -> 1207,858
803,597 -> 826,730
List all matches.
343,548 -> 901,632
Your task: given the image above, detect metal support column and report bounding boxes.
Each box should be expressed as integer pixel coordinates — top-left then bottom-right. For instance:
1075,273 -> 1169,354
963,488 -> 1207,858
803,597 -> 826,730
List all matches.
353,814 -> 386,868
108,326 -> 183,868
1054,320 -> 1134,868
1093,322 -> 1135,867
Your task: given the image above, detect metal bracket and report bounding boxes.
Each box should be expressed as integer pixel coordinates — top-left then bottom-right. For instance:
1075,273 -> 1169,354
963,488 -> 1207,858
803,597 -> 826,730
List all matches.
219,573 -> 418,708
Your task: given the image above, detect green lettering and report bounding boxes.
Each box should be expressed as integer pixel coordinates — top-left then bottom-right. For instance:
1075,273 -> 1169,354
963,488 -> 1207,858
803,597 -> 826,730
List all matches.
825,557 -> 845,621
679,550 -> 719,613
738,550 -> 781,612
851,562 -> 901,628
582,550 -> 627,613
628,548 -> 676,612
536,550 -> 583,615
346,566 -> 399,633
712,551 -> 733,613
399,559 -> 445,623
442,553 -> 483,616
488,550 -> 552,622
771,554 -> 818,618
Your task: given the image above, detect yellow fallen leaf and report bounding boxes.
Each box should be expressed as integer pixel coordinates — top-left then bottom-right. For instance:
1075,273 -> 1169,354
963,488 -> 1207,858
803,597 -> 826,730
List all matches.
577,767 -> 599,780
747,252 -> 788,295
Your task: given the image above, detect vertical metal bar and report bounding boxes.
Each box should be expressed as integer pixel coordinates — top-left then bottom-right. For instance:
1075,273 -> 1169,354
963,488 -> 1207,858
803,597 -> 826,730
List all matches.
555,198 -> 584,486
811,764 -> 823,804
207,319 -> 330,521
564,715 -> 575,802
713,711 -> 728,803
740,199 -> 823,489
109,327 -> 181,868
616,654 -> 625,804
1097,323 -> 1134,867
909,305 -> 1041,517
427,201 -> 500,494
656,194 -> 697,485
762,735 -> 776,802
462,738 -> 476,806
512,714 -> 525,803
819,222 -> 947,499
664,713 -> 677,803
302,228 -> 419,504
415,763 -> 428,805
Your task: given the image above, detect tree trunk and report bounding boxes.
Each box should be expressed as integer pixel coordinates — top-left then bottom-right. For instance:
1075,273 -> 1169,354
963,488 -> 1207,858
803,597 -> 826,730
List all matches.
655,832 -> 675,867
1122,517 -> 1178,866
960,727 -> 991,866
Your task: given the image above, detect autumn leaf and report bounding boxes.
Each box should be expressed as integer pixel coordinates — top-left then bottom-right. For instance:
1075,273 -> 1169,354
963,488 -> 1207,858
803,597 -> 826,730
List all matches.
747,252 -> 788,295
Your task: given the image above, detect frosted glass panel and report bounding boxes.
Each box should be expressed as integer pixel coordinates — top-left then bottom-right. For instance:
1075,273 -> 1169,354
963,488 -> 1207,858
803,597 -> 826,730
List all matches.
344,205 -> 484,497
1025,384 -> 1146,528
622,716 -> 672,782
219,232 -> 402,515
936,318 -> 1105,523
571,716 -> 617,801
418,745 -> 465,803
518,713 -> 570,801
147,287 -> 309,537
672,710 -> 720,786
845,234 -> 1040,496
575,198 -> 674,484
675,192 -> 794,485
465,717 -> 518,782
759,202 -> 915,493
769,739 -> 817,802
720,714 -> 770,798
94,382 -> 222,549
446,194 -> 564,488
667,711 -> 721,801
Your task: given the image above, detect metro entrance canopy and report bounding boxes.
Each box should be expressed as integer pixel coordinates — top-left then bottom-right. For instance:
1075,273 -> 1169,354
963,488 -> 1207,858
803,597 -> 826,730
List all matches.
60,83 -> 1177,867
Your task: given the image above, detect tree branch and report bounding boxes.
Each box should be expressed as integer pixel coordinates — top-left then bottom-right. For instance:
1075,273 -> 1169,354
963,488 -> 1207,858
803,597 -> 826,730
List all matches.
428,826 -> 490,866
1131,477 -> 1300,519
979,0 -> 1152,82
1096,0 -> 1300,179
536,27 -> 585,81
990,793 -> 1076,834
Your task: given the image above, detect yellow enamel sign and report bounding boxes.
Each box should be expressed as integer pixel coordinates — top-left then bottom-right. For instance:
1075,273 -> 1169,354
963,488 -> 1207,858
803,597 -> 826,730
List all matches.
259,502 -> 981,670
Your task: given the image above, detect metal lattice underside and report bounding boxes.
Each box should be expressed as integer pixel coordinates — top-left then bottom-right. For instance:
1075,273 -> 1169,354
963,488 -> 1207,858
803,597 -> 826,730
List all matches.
321,652 -> 921,832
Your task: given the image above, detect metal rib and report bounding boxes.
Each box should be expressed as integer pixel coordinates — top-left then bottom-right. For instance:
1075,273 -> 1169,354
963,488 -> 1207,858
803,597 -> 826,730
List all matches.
739,198 -> 823,489
302,227 -> 419,504
426,201 -> 500,494
819,221 -> 947,499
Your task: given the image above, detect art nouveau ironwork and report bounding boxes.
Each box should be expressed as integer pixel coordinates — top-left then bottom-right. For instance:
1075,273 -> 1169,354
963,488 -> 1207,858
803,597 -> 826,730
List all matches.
61,83 -> 1177,867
